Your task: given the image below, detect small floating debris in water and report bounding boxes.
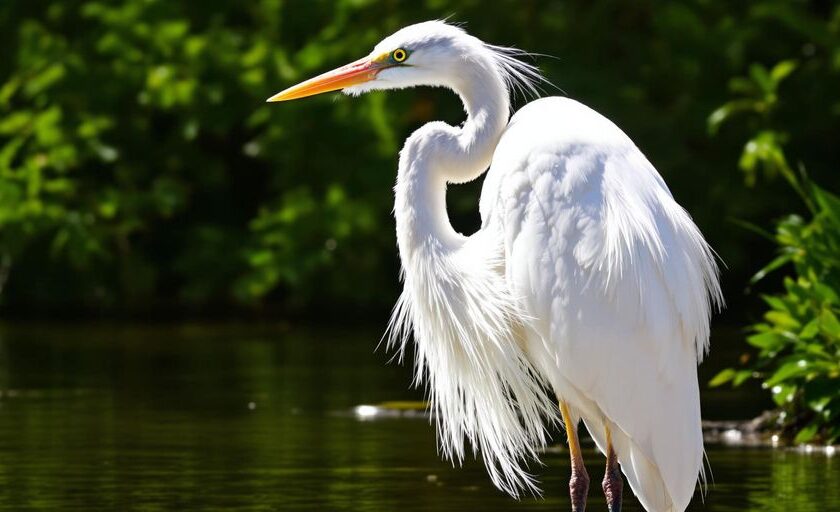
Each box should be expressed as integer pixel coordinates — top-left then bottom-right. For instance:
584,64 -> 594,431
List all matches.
794,444 -> 839,456
721,429 -> 743,445
248,401 -> 257,410
704,414 -> 839,454
353,401 -> 429,420
703,419 -> 765,446
354,405 -> 379,419
425,474 -> 438,483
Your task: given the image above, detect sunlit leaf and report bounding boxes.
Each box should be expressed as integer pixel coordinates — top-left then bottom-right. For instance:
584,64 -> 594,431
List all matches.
750,254 -> 792,284
799,319 -> 820,340
709,368 -> 736,387
747,332 -> 786,350
793,423 -> 819,444
748,63 -> 773,93
733,370 -> 753,387
819,309 -> 840,338
765,361 -> 809,386
765,310 -> 801,330
769,60 -> 798,84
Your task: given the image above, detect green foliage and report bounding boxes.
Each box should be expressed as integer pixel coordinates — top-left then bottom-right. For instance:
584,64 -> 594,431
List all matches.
709,52 -> 840,443
0,1 -> 839,313
0,0 -> 398,310
708,61 -> 797,187
711,183 -> 840,444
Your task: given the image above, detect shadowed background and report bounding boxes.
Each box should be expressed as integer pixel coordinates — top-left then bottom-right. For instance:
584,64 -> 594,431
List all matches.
0,0 -> 837,319
0,1 -> 839,511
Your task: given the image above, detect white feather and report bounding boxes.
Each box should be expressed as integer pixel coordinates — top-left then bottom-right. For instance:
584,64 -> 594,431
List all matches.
480,97 -> 723,510
386,229 -> 556,496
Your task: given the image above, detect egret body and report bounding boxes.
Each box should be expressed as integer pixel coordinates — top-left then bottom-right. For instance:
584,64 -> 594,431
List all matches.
269,21 -> 722,512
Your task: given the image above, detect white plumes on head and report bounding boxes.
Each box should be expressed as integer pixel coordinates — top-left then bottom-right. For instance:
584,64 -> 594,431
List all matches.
344,20 -> 552,107
483,42 -> 550,103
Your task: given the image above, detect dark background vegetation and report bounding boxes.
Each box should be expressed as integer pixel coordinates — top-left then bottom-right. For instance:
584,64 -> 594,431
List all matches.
0,0 -> 837,323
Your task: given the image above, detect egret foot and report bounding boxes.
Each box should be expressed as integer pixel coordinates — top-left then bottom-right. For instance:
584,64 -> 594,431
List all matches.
560,401 -> 589,512
602,425 -> 623,512
570,467 -> 590,512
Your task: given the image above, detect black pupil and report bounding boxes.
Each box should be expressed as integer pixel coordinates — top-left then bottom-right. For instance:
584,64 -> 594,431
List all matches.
395,50 -> 404,60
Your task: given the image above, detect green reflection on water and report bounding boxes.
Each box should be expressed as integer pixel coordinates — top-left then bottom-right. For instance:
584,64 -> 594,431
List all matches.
0,324 -> 836,511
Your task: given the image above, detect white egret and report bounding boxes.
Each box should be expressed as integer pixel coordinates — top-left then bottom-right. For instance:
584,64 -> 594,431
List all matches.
268,21 -> 722,512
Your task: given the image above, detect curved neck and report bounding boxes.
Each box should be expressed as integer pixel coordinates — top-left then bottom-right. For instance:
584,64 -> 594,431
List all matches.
394,62 -> 509,261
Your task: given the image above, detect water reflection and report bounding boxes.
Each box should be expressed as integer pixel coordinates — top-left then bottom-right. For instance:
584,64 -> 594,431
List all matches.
0,323 -> 835,511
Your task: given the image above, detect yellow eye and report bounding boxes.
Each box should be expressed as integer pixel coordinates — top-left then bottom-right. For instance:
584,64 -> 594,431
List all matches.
392,48 -> 408,63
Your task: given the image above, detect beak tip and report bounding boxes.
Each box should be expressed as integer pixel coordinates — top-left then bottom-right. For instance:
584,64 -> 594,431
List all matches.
266,58 -> 377,104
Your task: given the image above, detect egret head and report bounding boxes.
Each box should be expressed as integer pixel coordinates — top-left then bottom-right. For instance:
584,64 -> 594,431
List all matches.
267,21 -> 542,102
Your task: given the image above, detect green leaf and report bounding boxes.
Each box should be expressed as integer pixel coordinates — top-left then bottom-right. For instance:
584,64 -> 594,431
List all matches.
799,319 -> 820,340
749,63 -> 773,93
706,106 -> 731,135
750,254 -> 793,284
793,423 -> 819,444
707,99 -> 760,135
812,184 -> 840,226
733,370 -> 754,387
802,342 -> 832,360
765,361 -> 809,386
765,310 -> 801,330
746,332 -> 786,350
812,282 -> 839,304
709,368 -> 736,387
771,383 -> 796,406
728,76 -> 757,95
770,60 -> 798,84
761,294 -> 789,312
819,309 -> 840,338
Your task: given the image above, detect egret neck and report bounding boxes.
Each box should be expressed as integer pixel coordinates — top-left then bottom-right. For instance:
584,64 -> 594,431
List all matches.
393,60 -> 509,262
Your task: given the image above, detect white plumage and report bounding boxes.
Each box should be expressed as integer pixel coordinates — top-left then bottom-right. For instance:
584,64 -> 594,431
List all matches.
269,20 -> 723,512
481,97 -> 723,510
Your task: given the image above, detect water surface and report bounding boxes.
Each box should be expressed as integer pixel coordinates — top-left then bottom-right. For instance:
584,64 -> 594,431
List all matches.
0,323 -> 836,511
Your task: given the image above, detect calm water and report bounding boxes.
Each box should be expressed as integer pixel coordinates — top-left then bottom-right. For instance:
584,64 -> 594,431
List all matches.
0,323 -> 836,511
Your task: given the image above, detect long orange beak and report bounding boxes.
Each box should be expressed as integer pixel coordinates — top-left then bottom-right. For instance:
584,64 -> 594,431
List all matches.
267,57 -> 381,102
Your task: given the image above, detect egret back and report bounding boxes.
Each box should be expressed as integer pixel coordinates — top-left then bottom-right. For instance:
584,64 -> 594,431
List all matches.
480,97 -> 722,511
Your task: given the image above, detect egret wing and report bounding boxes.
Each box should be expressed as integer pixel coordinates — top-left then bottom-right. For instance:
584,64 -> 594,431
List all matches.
480,97 -> 722,511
